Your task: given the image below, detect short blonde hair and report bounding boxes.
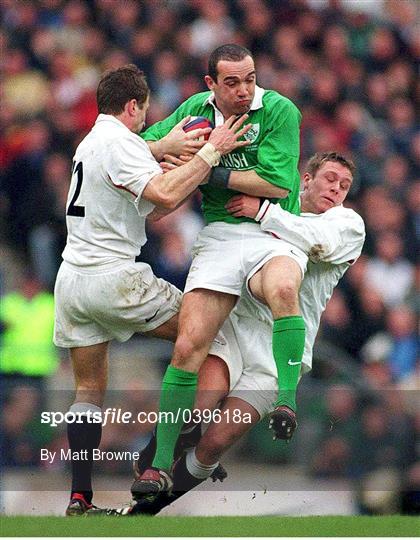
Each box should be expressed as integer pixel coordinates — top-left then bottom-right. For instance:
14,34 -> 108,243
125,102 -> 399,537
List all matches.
306,152 -> 355,178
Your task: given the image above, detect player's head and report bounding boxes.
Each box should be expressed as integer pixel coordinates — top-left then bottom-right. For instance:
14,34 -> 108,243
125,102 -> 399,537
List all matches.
205,44 -> 256,117
301,152 -> 355,214
97,64 -> 150,132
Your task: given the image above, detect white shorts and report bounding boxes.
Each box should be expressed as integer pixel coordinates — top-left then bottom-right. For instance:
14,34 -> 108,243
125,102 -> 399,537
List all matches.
185,222 -> 307,296
209,306 -> 277,419
209,289 -> 309,419
54,260 -> 181,348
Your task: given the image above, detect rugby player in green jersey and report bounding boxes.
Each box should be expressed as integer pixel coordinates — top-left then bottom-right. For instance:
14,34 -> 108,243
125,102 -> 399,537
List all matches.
134,44 -> 306,499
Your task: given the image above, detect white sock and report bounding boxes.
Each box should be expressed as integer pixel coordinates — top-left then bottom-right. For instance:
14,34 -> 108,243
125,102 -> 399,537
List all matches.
185,448 -> 218,480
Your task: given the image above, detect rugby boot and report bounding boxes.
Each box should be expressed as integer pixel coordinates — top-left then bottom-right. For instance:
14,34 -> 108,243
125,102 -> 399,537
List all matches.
127,459 -> 228,516
210,462 -> 228,482
269,405 -> 297,441
131,467 -> 173,501
86,504 -> 135,516
133,423 -> 202,479
65,493 -> 95,516
131,455 -> 227,515
128,493 -> 174,516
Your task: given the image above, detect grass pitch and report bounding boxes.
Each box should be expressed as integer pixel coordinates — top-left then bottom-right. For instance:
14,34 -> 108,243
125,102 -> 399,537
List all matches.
0,515 -> 417,537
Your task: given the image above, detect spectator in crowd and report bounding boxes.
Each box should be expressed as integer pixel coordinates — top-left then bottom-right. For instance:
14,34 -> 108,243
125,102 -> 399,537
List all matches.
310,385 -> 359,478
1,386 -> 54,467
385,305 -> 418,382
28,153 -> 69,290
365,231 -> 414,307
0,275 -> 58,395
352,404 -> 409,477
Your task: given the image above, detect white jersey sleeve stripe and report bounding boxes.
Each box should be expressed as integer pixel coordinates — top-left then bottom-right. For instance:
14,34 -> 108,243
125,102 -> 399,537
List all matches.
109,177 -> 138,198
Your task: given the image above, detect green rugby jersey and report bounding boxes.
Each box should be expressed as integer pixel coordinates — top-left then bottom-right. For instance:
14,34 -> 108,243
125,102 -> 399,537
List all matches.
142,86 -> 301,223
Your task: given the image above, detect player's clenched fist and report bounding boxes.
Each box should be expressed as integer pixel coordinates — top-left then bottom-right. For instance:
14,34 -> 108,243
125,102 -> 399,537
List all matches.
208,114 -> 251,155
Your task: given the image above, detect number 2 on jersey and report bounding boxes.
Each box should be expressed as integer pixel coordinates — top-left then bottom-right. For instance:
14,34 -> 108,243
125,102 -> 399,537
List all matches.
67,161 -> 85,217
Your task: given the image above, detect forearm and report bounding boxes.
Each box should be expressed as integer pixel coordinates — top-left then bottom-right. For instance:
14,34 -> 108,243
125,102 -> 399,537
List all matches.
143,144 -> 220,210
146,140 -> 166,162
145,115 -> 252,208
228,170 -> 289,198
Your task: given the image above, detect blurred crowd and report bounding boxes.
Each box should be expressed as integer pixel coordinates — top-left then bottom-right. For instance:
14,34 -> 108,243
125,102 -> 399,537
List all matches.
0,0 -> 418,515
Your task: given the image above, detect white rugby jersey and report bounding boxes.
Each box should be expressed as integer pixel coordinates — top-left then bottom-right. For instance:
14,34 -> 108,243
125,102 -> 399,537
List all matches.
62,114 -> 162,267
235,203 -> 365,372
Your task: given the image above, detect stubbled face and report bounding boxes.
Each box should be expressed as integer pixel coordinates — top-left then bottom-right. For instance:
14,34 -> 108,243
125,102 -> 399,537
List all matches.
205,56 -> 256,118
302,161 -> 353,214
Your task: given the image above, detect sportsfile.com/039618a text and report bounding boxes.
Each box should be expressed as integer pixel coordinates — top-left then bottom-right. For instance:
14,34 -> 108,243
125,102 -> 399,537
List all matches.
40,407 -> 252,427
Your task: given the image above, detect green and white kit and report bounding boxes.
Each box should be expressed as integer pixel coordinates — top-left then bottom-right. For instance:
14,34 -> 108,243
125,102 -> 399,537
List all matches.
142,85 -> 301,224
142,86 -> 303,295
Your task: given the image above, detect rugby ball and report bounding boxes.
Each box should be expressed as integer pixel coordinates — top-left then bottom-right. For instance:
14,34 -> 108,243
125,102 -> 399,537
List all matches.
183,116 -> 214,141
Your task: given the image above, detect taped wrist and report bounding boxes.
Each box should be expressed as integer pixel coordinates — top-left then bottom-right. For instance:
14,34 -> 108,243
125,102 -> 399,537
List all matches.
208,167 -> 231,189
255,199 -> 271,222
196,143 -> 221,167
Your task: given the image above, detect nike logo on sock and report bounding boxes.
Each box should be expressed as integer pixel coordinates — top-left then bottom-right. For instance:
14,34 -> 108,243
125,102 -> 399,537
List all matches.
288,359 -> 301,366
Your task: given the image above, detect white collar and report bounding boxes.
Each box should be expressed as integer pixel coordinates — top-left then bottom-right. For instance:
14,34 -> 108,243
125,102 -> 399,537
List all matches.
95,113 -> 128,129
203,85 -> 265,110
203,85 -> 265,126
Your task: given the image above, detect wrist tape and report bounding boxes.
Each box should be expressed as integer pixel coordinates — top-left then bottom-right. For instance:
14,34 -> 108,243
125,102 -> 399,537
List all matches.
196,143 -> 221,167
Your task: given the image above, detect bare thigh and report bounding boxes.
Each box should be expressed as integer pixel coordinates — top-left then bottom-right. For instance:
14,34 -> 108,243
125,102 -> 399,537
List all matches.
172,289 -> 237,372
250,256 -> 302,318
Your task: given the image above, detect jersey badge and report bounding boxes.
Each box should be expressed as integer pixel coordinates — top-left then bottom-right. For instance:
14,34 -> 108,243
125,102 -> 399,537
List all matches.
243,123 -> 260,143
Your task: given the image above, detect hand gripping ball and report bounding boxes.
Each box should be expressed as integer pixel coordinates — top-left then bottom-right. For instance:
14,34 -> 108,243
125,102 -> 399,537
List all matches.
182,116 -> 214,141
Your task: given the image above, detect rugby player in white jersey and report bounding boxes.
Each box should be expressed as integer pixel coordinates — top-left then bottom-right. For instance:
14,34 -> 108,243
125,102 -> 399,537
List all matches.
121,152 -> 365,515
53,64 -> 251,516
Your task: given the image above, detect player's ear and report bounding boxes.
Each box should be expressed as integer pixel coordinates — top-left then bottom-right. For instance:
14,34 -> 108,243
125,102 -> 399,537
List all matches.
204,75 -> 216,90
302,172 -> 312,190
126,99 -> 137,116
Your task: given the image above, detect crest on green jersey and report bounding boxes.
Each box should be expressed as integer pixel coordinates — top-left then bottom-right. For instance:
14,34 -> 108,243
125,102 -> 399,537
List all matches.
243,123 -> 260,143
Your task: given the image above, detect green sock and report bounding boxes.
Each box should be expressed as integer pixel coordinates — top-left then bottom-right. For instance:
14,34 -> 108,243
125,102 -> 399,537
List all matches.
272,315 -> 305,412
152,365 -> 198,472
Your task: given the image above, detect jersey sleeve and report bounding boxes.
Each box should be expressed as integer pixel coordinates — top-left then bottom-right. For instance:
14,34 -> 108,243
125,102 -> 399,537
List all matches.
105,133 -> 162,215
254,100 -> 301,191
258,203 -> 365,264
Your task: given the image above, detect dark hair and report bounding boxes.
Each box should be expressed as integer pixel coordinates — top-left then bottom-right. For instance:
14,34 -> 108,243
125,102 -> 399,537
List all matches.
97,64 -> 149,115
306,152 -> 356,177
208,44 -> 253,81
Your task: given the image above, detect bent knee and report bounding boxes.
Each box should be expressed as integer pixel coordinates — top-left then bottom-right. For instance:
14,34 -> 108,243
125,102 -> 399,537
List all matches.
173,333 -> 211,369
174,335 -> 198,359
270,281 -> 299,304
